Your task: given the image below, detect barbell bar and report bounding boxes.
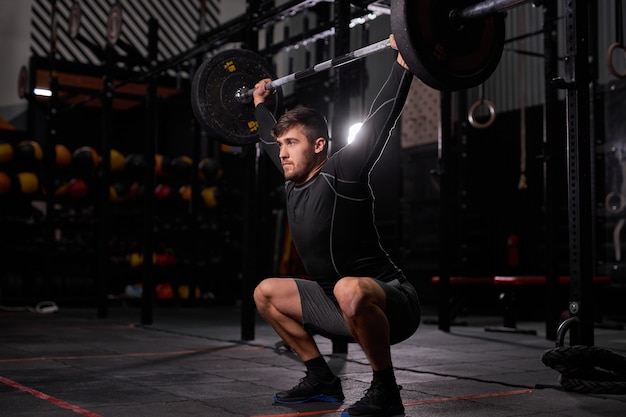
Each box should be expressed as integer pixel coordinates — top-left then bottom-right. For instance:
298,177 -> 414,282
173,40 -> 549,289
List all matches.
192,0 -> 535,146
236,38 -> 392,101
241,0 -> 534,100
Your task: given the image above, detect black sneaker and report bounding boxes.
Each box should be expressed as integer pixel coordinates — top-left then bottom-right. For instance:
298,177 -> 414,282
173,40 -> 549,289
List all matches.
274,372 -> 344,404
343,381 -> 404,417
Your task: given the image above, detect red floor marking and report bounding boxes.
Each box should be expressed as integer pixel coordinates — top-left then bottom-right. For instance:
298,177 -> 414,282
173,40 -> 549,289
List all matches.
249,388 -> 534,417
0,345 -> 266,364
0,376 -> 105,417
403,388 -> 534,406
2,324 -> 137,333
252,409 -> 343,417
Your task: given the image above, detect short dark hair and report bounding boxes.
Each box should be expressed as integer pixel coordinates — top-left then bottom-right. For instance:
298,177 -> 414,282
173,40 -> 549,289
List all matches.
272,107 -> 329,144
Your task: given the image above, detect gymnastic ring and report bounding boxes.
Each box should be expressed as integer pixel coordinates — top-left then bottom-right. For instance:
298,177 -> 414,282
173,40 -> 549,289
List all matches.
468,99 -> 496,129
607,42 -> 626,79
605,191 -> 626,214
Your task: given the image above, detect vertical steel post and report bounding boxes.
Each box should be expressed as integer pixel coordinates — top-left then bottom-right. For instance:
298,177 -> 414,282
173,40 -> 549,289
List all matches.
240,0 -> 261,341
241,146 -> 259,341
542,0 -> 560,341
97,41 -> 114,319
562,0 -> 595,346
437,92 -> 455,332
45,0 -> 59,304
331,0 -> 352,151
330,0 -> 352,353
141,18 -> 159,325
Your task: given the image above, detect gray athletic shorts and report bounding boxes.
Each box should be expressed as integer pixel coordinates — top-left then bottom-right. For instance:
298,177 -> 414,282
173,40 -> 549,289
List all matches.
295,278 -> 421,345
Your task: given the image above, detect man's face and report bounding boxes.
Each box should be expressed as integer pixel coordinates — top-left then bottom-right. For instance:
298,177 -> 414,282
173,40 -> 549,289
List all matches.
276,126 -> 323,185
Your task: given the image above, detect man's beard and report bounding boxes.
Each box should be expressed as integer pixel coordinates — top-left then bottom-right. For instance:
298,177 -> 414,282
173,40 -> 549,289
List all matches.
284,154 -> 317,184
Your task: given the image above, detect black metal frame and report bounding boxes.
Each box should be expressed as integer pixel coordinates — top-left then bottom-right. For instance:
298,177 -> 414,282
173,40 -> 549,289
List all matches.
560,0 -> 597,346
437,0 -> 599,346
542,0 -> 561,341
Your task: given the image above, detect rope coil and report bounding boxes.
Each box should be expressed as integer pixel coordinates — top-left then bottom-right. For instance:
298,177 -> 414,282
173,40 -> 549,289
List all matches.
542,345 -> 626,394
541,317 -> 626,394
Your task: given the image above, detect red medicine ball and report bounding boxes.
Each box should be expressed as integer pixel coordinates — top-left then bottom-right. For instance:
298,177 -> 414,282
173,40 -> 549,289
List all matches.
68,178 -> 88,200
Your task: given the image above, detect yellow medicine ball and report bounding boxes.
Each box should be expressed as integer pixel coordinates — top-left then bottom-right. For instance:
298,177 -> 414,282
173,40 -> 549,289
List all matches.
0,141 -> 14,163
110,149 -> 126,173
16,172 -> 39,194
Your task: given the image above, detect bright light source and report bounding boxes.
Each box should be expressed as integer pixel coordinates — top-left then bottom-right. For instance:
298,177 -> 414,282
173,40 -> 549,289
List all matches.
347,122 -> 363,144
34,88 -> 52,97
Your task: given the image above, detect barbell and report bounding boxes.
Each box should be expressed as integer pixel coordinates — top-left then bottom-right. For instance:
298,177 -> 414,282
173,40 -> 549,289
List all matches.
192,0 -> 534,146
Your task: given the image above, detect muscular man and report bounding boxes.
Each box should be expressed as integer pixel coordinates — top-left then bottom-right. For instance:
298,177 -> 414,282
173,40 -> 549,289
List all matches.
252,35 -> 420,417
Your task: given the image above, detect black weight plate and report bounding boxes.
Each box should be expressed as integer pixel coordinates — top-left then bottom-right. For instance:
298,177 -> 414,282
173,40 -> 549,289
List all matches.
191,49 -> 283,146
391,0 -> 505,91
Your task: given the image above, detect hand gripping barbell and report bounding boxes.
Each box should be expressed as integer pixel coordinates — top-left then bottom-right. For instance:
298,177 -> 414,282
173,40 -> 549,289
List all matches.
192,0 -> 534,146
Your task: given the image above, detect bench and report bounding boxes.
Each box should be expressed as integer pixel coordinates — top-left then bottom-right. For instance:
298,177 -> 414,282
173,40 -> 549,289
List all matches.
485,275 -> 611,335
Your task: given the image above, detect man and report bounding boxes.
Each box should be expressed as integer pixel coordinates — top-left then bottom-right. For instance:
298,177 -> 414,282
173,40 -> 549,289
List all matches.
252,35 -> 420,417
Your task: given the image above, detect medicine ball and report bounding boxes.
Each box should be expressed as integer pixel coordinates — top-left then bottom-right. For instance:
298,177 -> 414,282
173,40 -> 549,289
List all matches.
156,283 -> 174,299
125,153 -> 146,176
16,172 -> 39,194
155,154 -> 171,177
53,179 -> 69,198
110,149 -> 126,174
155,183 -> 179,203
129,182 -> 145,200
0,140 -> 14,164
55,144 -> 72,168
179,184 -> 192,201
128,252 -> 143,268
198,157 -> 222,184
169,155 -> 193,178
67,177 -> 88,200
72,146 -> 100,172
109,182 -> 129,202
155,253 -> 176,267
0,172 -> 11,194
16,141 -> 43,167
201,186 -> 219,208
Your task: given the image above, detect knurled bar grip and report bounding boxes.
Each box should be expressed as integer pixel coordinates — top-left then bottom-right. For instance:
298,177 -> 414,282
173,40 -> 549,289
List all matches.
244,38 -> 392,97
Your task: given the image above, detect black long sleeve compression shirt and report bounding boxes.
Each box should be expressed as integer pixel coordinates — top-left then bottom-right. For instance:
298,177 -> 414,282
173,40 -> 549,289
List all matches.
255,62 -> 413,296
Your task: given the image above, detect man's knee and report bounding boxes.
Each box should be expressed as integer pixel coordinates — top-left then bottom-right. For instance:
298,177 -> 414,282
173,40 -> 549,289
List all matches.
334,277 -> 383,316
253,278 -> 275,309
254,277 -> 297,308
254,277 -> 303,323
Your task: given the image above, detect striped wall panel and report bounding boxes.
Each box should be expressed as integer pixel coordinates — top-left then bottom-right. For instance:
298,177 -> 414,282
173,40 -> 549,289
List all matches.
31,0 -> 221,69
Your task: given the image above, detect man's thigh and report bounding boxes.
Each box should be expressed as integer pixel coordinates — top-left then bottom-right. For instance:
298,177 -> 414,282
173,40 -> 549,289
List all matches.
295,278 -> 421,345
295,278 -> 354,342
